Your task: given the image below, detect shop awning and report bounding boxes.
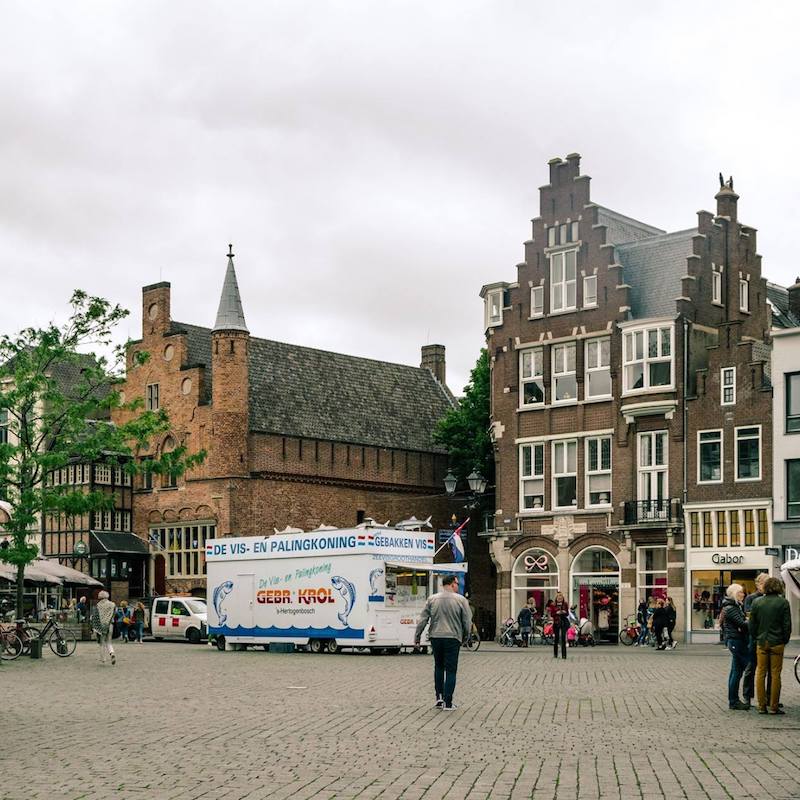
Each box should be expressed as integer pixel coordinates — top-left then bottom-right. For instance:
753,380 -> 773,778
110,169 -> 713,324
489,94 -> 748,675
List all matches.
90,531 -> 150,555
30,559 -> 102,587
384,561 -> 468,574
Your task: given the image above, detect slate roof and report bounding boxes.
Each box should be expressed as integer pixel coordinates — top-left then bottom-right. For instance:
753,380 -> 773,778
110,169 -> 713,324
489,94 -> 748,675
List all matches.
169,323 -> 455,453
596,206 -> 664,245
213,256 -> 249,333
615,229 -> 697,319
766,282 -> 800,330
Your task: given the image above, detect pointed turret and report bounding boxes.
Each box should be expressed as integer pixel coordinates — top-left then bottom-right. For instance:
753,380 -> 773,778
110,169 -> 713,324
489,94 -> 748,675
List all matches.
213,245 -> 249,333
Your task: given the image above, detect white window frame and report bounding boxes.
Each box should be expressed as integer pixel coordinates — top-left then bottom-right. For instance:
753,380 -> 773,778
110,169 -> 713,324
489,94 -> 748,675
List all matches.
146,383 -> 160,411
739,278 -> 749,312
712,269 -> 722,305
622,324 -> 674,394
585,436 -> 612,507
735,425 -> 761,482
485,288 -> 504,328
551,342 -> 577,404
530,285 -> 544,318
519,348 -> 545,408
95,465 -> 112,484
549,249 -> 577,313
585,337 -> 611,400
583,274 -> 597,308
552,439 -> 578,510
697,429 -> 723,484
520,443 -> 545,512
152,523 -> 217,578
637,546 -> 668,602
637,431 -> 669,506
547,227 -> 556,247
721,366 -> 736,406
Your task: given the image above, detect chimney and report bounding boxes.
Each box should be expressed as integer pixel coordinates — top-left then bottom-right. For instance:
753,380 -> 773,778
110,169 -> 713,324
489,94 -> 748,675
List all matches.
789,276 -> 800,321
547,157 -> 563,186
565,152 -> 581,179
715,177 -> 738,221
421,344 -> 446,386
141,281 -> 171,339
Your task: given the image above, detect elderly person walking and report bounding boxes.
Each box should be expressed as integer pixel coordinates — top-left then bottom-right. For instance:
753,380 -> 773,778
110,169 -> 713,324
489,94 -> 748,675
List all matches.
749,577 -> 792,715
721,583 -> 749,710
91,591 -> 117,666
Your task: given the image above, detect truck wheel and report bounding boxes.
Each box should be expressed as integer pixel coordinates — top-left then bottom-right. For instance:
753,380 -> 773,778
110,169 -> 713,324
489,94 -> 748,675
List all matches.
187,628 -> 201,644
309,638 -> 323,654
325,640 -> 339,654
216,636 -> 226,651
154,637 -> 164,642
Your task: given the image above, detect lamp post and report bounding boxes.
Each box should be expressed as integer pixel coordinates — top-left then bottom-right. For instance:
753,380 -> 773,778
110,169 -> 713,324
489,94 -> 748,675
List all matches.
444,468 -> 487,509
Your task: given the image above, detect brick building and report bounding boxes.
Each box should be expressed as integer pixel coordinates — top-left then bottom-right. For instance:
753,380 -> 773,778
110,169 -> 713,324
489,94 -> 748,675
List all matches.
113,249 -> 459,597
480,155 -> 773,641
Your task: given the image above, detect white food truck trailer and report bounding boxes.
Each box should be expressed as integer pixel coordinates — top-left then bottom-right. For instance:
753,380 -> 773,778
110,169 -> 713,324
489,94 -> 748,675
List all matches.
206,526 -> 467,653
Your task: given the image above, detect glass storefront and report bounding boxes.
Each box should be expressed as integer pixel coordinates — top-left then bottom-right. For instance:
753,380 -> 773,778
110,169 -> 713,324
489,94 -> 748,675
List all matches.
690,569 -> 762,631
511,548 -> 559,619
570,547 -> 620,644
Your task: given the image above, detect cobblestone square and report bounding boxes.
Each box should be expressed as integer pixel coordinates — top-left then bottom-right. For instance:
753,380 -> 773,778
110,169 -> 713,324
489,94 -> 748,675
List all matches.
1,640 -> 799,800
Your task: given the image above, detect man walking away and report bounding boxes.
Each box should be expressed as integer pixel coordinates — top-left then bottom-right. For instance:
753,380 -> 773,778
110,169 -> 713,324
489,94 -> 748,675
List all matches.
414,574 -> 472,710
742,572 -> 767,707
91,591 -> 117,666
749,577 -> 792,715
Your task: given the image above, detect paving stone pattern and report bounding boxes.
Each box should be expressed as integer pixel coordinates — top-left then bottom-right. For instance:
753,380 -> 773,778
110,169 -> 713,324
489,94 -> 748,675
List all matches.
1,641 -> 799,800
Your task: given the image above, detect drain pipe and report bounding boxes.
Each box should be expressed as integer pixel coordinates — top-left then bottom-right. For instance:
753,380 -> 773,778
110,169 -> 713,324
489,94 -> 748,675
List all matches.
682,315 -> 689,509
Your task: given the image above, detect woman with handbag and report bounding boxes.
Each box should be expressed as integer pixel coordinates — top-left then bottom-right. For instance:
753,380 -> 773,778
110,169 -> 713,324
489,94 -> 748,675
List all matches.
551,591 -> 570,660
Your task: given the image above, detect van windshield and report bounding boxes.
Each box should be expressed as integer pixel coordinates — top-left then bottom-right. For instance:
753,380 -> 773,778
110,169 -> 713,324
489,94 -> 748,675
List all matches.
185,600 -> 207,614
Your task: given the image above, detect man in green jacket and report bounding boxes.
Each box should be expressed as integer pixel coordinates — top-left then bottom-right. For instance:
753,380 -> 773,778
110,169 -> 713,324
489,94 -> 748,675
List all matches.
748,577 -> 792,715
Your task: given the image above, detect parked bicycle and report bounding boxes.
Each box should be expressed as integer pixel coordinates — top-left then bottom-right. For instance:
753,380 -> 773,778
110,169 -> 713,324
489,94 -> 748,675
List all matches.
16,614 -> 77,657
619,615 -> 641,646
0,625 -> 23,660
462,625 -> 481,651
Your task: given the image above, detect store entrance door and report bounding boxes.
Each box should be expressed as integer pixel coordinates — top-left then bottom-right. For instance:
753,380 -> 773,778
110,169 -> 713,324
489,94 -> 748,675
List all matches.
570,547 -> 620,644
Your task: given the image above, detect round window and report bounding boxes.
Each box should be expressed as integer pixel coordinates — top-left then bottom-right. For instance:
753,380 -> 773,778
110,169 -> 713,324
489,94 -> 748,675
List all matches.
164,344 -> 175,362
148,303 -> 159,320
181,377 -> 192,396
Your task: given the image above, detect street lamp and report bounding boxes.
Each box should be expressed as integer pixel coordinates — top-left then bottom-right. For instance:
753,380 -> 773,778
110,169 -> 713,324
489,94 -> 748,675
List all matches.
467,469 -> 488,495
443,468 -> 487,506
443,470 -> 458,497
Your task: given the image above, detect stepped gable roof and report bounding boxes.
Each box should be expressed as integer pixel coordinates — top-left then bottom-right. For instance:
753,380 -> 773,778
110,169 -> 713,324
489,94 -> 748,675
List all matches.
615,228 -> 697,319
596,206 -> 664,245
766,282 -> 800,329
168,323 -> 455,453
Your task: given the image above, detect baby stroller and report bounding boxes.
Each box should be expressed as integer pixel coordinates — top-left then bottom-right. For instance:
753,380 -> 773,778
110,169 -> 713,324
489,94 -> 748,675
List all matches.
568,606 -> 596,647
499,618 -> 523,647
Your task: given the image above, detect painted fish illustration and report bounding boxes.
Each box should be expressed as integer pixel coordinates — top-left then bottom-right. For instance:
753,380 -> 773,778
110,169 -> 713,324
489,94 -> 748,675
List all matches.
331,575 -> 356,626
213,581 -> 234,626
369,568 -> 384,595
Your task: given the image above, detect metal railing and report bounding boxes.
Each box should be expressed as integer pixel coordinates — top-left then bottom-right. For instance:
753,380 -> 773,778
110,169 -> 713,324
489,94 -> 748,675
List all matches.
624,499 -> 681,525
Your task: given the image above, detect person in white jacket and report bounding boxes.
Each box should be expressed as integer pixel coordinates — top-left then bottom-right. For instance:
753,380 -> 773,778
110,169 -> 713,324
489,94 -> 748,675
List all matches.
91,591 -> 117,665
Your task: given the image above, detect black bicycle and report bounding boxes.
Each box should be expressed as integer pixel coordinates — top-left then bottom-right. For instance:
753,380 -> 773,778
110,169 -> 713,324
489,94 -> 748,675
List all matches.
17,615 -> 77,657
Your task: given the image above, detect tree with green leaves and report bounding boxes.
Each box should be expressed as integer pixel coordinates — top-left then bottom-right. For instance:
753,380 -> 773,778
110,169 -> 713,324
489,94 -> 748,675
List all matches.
0,291 -> 205,619
433,348 -> 494,491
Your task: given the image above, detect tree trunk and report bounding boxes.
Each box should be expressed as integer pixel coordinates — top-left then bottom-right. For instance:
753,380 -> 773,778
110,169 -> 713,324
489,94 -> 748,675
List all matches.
15,561 -> 24,621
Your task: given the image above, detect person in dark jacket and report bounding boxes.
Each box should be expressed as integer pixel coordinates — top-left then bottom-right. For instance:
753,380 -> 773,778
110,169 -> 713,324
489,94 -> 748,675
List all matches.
635,599 -> 648,646
652,598 -> 669,650
517,598 -> 535,647
551,592 -> 569,660
665,596 -> 677,649
742,572 -> 768,707
721,583 -> 750,710
749,577 -> 792,715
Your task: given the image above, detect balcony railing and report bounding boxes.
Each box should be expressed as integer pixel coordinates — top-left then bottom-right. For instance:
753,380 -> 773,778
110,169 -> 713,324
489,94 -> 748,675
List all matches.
624,498 -> 681,525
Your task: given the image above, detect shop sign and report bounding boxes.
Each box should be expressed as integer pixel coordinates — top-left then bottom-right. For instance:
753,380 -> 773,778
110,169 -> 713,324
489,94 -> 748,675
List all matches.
711,553 -> 744,564
524,553 -> 550,572
784,546 -> 799,562
764,547 -> 781,557
437,529 -> 467,543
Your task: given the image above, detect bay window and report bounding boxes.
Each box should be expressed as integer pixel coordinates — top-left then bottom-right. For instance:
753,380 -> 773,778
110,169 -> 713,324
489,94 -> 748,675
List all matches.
520,348 -> 544,406
585,337 -> 611,399
623,324 -> 673,392
586,436 -> 611,506
552,440 -> 577,509
552,342 -> 577,402
520,443 -> 545,511
550,250 -> 577,312
485,288 -> 503,327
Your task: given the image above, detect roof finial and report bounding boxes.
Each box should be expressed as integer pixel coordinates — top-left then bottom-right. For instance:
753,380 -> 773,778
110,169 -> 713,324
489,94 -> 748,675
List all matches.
228,243 -> 234,259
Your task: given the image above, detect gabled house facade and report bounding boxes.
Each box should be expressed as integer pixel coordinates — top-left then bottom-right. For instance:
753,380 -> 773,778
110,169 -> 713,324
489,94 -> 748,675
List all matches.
481,154 -> 772,641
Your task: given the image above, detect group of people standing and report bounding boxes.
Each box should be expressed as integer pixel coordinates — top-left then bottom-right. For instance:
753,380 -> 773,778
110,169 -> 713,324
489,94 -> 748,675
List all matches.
636,596 -> 678,649
514,592 -> 573,659
722,573 -> 792,714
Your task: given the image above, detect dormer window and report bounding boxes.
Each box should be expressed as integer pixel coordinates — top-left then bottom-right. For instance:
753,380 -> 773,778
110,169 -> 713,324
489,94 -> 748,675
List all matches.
485,288 -> 504,328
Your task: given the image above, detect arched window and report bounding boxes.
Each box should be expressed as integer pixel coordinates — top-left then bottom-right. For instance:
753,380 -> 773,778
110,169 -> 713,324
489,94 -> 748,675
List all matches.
570,546 -> 620,643
162,436 -> 177,489
511,548 -> 559,621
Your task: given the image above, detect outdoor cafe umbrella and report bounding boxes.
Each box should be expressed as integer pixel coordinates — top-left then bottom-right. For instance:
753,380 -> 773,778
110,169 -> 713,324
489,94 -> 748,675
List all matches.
0,562 -> 62,585
29,559 -> 102,587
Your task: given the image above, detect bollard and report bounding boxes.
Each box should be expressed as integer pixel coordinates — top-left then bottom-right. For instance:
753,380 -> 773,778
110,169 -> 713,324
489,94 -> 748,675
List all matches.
29,638 -> 43,659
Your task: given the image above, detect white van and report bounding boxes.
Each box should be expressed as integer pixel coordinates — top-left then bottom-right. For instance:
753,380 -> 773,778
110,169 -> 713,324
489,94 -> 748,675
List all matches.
150,596 -> 208,644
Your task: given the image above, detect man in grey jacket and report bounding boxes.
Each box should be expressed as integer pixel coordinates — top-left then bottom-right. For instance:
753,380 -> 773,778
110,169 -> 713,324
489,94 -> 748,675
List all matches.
414,574 -> 472,710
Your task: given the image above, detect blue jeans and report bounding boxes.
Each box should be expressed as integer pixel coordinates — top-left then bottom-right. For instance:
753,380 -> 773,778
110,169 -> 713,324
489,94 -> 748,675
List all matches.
133,621 -> 144,642
431,638 -> 461,707
727,639 -> 749,707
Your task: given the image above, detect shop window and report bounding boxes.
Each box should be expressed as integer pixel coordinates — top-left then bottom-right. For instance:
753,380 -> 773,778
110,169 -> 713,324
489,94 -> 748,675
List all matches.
689,512 -> 700,548
736,426 -> 760,481
520,349 -> 544,406
570,547 -> 619,643
729,511 -> 741,547
520,443 -> 545,511
550,250 -> 577,312
702,511 -> 713,547
787,373 -> 800,433
698,430 -> 722,483
743,509 -> 755,546
788,460 -> 800,519
637,547 -> 667,602
511,548 -> 559,621
552,342 -> 577,402
585,338 -> 611,399
583,275 -> 597,308
552,440 -> 577,509
716,510 -> 727,547
531,286 -> 544,317
586,436 -> 611,506
623,325 -> 673,393
691,571 -> 723,631
757,508 -> 769,547
721,367 -> 736,406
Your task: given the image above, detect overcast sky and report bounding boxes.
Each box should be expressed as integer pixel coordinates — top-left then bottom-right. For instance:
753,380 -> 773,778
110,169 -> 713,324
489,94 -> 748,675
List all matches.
2,2 -> 798,393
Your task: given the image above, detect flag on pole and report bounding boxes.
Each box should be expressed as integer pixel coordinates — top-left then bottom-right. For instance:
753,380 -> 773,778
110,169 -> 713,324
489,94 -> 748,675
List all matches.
450,530 -> 465,562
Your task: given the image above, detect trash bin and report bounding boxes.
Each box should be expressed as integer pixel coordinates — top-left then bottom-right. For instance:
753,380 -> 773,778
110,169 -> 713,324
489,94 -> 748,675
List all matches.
29,638 -> 43,659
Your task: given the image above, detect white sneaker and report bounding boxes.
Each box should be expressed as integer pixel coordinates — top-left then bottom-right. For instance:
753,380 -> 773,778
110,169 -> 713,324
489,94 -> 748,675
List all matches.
435,699 -> 444,708
442,704 -> 458,711
671,642 -> 678,650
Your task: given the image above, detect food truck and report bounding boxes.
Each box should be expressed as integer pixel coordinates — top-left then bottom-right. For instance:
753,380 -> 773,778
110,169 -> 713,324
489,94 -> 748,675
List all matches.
205,525 -> 467,653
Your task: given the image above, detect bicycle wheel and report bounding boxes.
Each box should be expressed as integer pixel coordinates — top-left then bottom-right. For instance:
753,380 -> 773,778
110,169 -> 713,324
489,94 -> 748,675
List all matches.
18,626 -> 40,654
48,628 -> 77,657
794,654 -> 799,685
466,633 -> 481,651
1,633 -> 23,660
619,629 -> 635,646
